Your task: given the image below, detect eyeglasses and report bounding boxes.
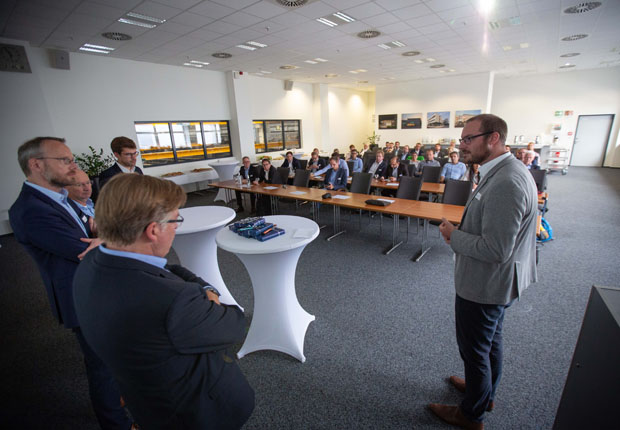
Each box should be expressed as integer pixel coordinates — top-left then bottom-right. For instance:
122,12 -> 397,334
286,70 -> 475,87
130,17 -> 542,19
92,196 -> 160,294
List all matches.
36,157 -> 75,165
121,151 -> 140,158
459,132 -> 494,145
164,215 -> 184,226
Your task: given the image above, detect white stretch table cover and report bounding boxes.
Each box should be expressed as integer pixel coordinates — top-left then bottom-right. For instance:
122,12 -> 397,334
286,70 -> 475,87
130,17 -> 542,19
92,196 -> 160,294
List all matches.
208,160 -> 239,202
216,215 -> 319,362
173,206 -> 242,310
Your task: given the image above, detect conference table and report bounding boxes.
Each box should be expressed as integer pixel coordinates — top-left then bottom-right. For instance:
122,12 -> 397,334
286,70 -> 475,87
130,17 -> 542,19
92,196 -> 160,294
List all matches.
309,175 -> 446,196
211,181 -> 463,261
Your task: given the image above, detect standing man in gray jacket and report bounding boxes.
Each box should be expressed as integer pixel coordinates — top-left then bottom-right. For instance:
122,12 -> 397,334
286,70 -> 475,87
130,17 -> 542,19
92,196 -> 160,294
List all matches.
432,114 -> 538,430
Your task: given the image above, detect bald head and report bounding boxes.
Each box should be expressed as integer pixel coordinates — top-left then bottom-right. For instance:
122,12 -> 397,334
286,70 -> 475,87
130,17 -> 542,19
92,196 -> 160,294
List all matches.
66,169 -> 92,204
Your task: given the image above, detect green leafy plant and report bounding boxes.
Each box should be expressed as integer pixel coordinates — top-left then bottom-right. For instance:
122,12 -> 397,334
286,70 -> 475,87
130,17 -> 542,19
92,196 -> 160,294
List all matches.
74,146 -> 115,177
367,131 -> 380,146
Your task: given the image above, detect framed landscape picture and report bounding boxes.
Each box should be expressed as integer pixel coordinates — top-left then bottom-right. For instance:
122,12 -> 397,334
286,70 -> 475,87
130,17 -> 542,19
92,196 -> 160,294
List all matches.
401,113 -> 422,129
455,109 -> 481,127
427,111 -> 450,128
378,114 -> 398,129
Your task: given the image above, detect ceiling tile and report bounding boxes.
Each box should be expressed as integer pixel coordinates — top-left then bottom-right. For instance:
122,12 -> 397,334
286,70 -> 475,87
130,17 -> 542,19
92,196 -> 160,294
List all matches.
211,0 -> 259,9
221,11 -> 264,27
377,21 -> 411,35
393,3 -> 434,20
157,21 -> 196,35
203,20 -> 242,35
151,0 -> 203,9
170,12 -> 214,27
189,1 -> 236,19
242,1 -> 287,20
424,0 -> 471,12
343,2 -> 386,19
375,0 -> 421,10
362,12 -> 399,27
406,13 -> 443,29
91,0 -> 142,9
295,2 -> 338,19
323,0 -> 372,9
132,1 -> 183,20
189,27 -> 223,41
73,1 -> 126,20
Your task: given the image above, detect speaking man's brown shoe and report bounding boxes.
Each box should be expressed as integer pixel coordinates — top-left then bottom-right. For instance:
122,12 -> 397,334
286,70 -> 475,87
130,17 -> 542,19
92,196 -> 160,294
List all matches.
428,404 -> 483,430
448,376 -> 495,412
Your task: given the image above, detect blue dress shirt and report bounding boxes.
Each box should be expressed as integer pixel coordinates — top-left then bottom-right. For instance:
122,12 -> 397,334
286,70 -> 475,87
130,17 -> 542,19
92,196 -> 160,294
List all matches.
72,198 -> 95,218
25,181 -> 88,236
314,159 -> 349,176
351,158 -> 363,173
98,244 -> 167,269
441,162 -> 467,180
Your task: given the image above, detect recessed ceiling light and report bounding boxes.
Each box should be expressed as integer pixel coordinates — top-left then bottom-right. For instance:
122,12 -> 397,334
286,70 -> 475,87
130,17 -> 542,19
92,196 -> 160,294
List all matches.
246,41 -> 267,48
314,58 -> 328,62
102,32 -> 132,41
212,52 -> 232,58
127,12 -> 165,23
560,52 -> 580,57
317,17 -> 338,27
348,70 -> 358,74
378,44 -> 391,50
357,30 -> 381,39
448,69 -> 456,72
304,60 -> 318,64
260,70 -> 272,74
430,64 -> 445,68
402,51 -> 420,57
236,44 -> 257,51
183,62 -> 203,68
520,42 -> 529,49
503,45 -> 512,51
280,65 -> 298,69
333,12 -> 355,23
391,41 -> 405,47
325,73 -> 338,78
426,58 -> 436,62
190,60 -> 209,65
79,47 -> 111,54
562,34 -> 588,41
563,2 -> 602,14
83,43 -> 114,51
439,70 -> 446,73
356,69 -> 367,72
559,64 -> 576,68
118,18 -> 156,28
414,59 -> 424,64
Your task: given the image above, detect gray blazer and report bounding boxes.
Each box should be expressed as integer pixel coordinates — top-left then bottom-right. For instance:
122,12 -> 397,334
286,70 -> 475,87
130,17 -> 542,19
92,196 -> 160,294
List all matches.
450,155 -> 538,305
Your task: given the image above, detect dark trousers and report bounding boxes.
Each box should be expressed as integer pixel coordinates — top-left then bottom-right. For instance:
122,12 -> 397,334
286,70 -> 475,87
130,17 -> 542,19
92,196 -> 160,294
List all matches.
235,190 -> 256,210
455,294 -> 512,423
73,328 -> 132,430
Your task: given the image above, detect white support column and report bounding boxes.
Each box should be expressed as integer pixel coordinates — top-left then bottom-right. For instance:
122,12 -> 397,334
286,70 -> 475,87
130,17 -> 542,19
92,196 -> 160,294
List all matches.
226,71 -> 256,161
312,83 -> 330,151
485,71 -> 495,113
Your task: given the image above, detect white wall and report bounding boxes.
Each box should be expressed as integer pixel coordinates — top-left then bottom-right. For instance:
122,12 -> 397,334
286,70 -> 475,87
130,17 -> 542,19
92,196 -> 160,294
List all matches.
493,67 -> 620,167
328,87 -> 373,154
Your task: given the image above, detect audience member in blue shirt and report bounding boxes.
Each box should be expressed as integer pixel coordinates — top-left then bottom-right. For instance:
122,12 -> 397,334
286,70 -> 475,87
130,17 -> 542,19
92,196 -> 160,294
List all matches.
440,152 -> 467,182
348,149 -> 363,173
66,170 -> 96,218
314,152 -> 349,177
323,156 -> 348,190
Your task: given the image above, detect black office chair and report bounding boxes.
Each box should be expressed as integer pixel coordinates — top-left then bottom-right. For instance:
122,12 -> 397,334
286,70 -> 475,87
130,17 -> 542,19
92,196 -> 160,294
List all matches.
349,172 -> 373,229
288,169 -> 311,212
275,167 -> 290,185
442,179 -> 472,206
419,165 -> 442,201
530,169 -> 547,192
407,163 -> 417,177
346,160 -> 355,173
438,157 -> 449,167
298,159 -> 308,170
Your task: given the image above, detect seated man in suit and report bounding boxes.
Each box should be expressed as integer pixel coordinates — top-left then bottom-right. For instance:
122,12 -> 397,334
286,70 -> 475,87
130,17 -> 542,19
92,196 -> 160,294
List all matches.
349,149 -> 363,173
253,158 -> 277,215
440,152 -> 467,183
522,150 -> 540,170
411,143 -> 423,160
359,143 -> 370,157
66,169 -> 95,218
323,156 -> 348,190
281,151 -> 301,172
399,145 -> 411,161
364,150 -> 387,178
381,156 -> 408,196
383,142 -> 397,161
416,148 -> 441,176
314,152 -> 349,177
433,143 -> 445,159
98,136 -> 144,188
306,151 -> 326,173
235,156 -> 257,214
73,174 -> 254,430
9,137 -> 133,430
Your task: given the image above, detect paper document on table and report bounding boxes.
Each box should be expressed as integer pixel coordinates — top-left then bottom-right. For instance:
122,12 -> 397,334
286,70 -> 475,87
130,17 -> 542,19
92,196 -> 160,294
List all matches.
386,182 -> 399,186
289,191 -> 307,195
263,186 -> 278,190
293,228 -> 314,238
332,195 -> 351,200
377,198 -> 395,203
313,176 -> 323,180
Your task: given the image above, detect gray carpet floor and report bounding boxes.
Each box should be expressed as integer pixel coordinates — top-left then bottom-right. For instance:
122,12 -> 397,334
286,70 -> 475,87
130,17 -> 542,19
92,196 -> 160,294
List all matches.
1,166 -> 619,429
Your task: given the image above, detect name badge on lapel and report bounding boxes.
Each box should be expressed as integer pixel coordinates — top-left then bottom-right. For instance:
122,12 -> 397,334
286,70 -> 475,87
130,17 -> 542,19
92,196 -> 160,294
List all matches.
475,192 -> 482,200
81,215 -> 88,223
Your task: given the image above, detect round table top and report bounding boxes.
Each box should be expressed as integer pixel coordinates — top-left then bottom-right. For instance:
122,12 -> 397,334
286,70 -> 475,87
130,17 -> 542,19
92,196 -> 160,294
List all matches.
176,206 -> 236,235
208,159 -> 239,167
216,215 -> 319,255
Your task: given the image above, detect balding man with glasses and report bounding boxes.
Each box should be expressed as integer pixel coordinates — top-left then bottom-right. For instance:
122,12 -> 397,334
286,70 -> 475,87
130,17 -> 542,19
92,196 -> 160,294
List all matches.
9,137 -> 134,429
99,136 -> 143,189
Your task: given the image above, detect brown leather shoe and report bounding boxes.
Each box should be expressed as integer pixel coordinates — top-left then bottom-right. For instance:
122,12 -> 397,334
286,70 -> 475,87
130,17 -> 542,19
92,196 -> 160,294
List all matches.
448,376 -> 495,412
428,404 -> 483,430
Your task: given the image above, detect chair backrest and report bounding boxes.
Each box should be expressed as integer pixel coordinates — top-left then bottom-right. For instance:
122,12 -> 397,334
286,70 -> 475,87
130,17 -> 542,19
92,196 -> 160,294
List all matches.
298,159 -> 308,170
346,160 -> 355,172
407,163 -> 417,177
292,169 -> 310,187
395,176 -> 423,200
274,167 -> 289,184
443,179 -> 473,206
529,169 -> 547,192
319,156 -> 329,166
438,157 -> 449,167
350,172 -> 372,194
362,150 -> 375,167
421,165 -> 442,183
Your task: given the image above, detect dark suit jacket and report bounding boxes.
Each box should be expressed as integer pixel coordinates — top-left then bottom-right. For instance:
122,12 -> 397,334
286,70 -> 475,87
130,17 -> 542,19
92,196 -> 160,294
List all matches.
385,164 -> 409,180
239,165 -> 257,182
73,249 -> 254,429
323,167 -> 348,190
281,158 -> 301,170
258,165 -> 276,184
99,163 -> 144,188
307,158 -> 326,172
9,184 -> 92,328
364,160 -> 387,178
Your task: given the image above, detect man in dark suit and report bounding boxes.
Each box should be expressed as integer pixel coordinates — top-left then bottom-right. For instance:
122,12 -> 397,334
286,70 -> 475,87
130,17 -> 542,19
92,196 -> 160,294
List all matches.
281,151 -> 301,171
323,156 -> 348,190
306,151 -> 326,173
434,114 -> 538,429
9,137 -> 133,430
254,157 -> 277,215
235,156 -> 257,214
98,136 -> 144,188
363,150 -> 387,178
73,174 -> 254,430
381,156 -> 409,197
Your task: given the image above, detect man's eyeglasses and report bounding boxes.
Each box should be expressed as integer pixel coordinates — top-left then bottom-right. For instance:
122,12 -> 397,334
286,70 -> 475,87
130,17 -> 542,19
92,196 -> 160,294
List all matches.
459,131 -> 494,145
36,157 -> 75,165
164,215 -> 184,226
121,151 -> 140,158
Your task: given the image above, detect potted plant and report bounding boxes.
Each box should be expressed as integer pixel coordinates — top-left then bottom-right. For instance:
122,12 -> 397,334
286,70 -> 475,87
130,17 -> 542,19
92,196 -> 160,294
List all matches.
74,146 -> 115,201
366,131 -> 380,150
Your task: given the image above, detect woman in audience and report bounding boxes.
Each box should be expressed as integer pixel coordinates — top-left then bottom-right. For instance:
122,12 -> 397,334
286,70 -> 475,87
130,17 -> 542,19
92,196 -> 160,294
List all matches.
461,163 -> 480,187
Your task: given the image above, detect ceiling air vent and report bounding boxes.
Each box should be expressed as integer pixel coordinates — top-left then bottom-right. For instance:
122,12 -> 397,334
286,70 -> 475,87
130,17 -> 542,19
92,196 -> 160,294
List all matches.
212,52 -> 232,58
402,51 -> 420,57
357,30 -> 381,39
102,32 -> 132,41
273,0 -> 315,7
280,65 -> 298,70
561,34 -> 588,41
563,2 -> 602,14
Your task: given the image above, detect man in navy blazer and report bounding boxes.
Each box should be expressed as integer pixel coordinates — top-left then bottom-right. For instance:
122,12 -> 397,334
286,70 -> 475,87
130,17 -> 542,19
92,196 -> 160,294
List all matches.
323,156 -> 348,190
280,151 -> 301,171
98,136 -> 143,189
73,174 -> 254,429
9,137 -> 133,429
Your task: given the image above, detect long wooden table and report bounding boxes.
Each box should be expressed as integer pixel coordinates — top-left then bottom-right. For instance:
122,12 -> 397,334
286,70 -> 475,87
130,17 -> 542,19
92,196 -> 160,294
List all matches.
309,175 -> 445,195
211,181 -> 463,261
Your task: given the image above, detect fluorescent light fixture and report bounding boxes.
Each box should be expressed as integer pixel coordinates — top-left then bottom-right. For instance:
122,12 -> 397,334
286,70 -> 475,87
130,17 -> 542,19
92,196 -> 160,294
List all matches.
520,42 -> 529,49
414,59 -> 424,63
259,70 -> 272,74
118,18 -> 156,28
190,60 -> 210,65
348,70 -> 358,74
439,70 -> 446,73
356,69 -> 367,72
316,17 -> 338,27
426,58 -> 436,62
83,43 -> 114,51
333,12 -> 355,22
183,62 -> 203,68
236,44 -> 257,50
79,47 -> 110,54
448,69 -> 456,72
391,41 -> 405,47
247,41 -> 267,48
255,73 -> 263,76
503,45 -> 512,51
304,60 -> 318,64
314,58 -> 328,62
378,44 -> 391,49
127,12 -> 165,23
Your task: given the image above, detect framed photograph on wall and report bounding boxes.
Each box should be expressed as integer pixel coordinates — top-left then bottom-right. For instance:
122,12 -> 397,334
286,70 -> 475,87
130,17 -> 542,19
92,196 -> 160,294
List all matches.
378,114 -> 398,129
427,111 -> 450,128
455,110 -> 481,127
401,113 -> 422,129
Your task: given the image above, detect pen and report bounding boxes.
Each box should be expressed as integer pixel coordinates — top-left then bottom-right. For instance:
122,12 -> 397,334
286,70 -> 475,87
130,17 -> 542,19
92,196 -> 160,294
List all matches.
262,226 -> 275,234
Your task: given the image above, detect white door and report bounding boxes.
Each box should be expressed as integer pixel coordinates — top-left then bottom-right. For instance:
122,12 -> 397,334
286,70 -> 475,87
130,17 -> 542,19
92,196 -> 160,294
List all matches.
570,114 -> 614,167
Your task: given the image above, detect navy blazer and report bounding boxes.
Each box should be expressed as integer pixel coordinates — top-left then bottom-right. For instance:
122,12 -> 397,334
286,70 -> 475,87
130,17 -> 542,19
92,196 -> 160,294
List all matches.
323,167 -> 348,190
386,164 -> 409,179
364,160 -> 387,178
239,165 -> 257,182
258,165 -> 277,184
281,158 -> 301,170
307,158 -> 326,172
9,184 -> 92,328
73,249 -> 254,429
99,163 -> 144,188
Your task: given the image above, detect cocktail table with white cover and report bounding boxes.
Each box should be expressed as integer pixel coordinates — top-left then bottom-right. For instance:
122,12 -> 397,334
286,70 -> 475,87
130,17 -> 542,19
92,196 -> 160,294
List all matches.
208,159 -> 239,203
173,206 -> 243,310
215,215 -> 319,363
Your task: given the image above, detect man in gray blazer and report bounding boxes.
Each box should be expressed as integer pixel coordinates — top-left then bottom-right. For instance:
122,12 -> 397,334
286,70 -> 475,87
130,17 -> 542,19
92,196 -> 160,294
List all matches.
432,114 -> 538,429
